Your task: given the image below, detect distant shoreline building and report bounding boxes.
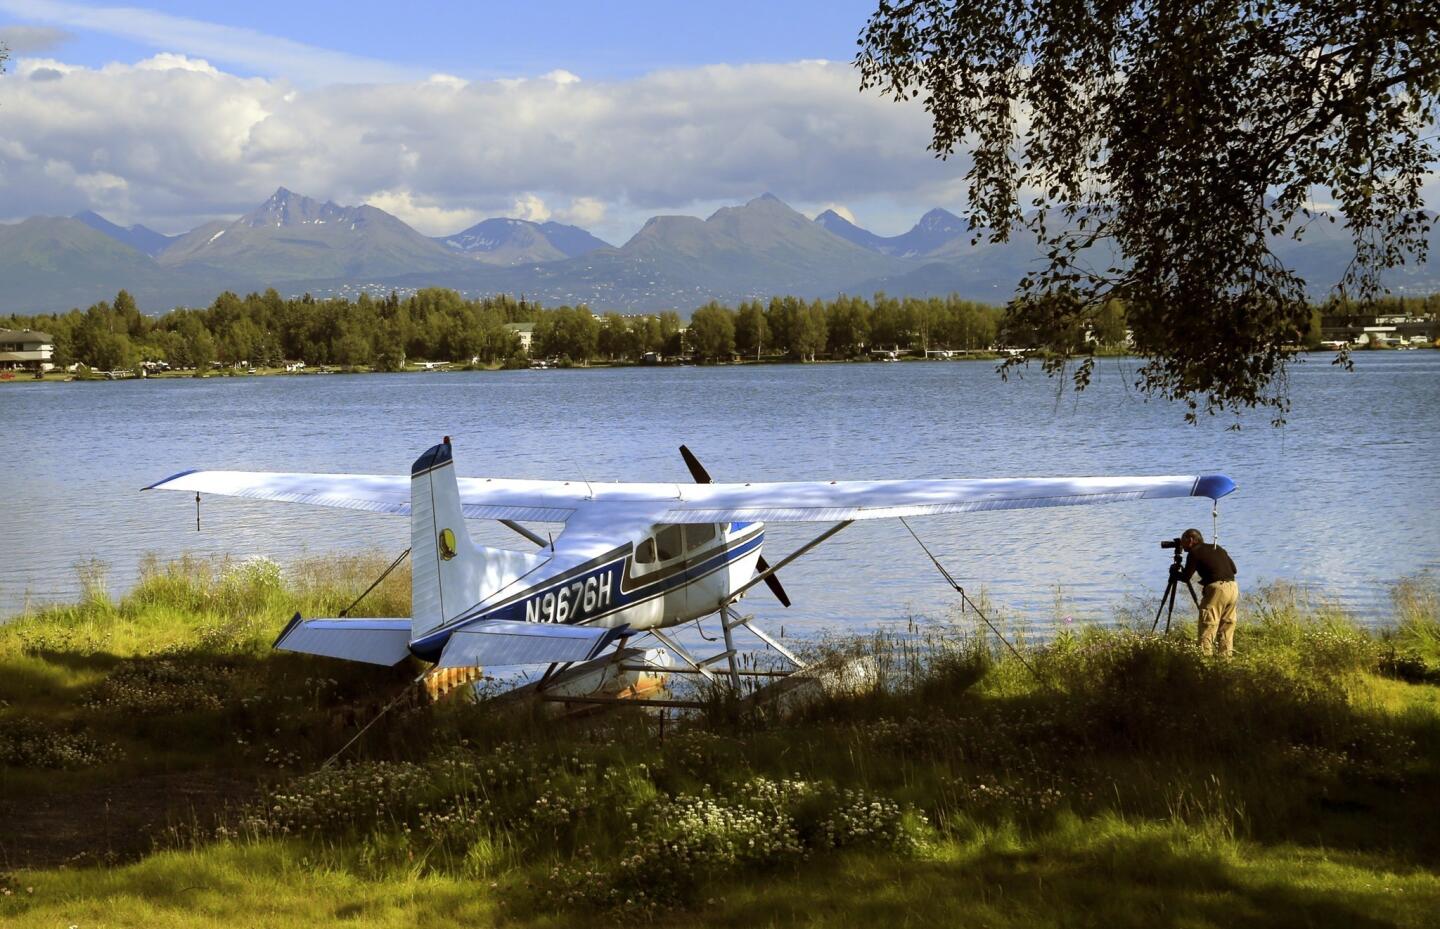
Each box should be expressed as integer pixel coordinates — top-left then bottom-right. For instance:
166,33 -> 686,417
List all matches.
505,323 -> 535,354
1320,314 -> 1437,348
0,329 -> 55,373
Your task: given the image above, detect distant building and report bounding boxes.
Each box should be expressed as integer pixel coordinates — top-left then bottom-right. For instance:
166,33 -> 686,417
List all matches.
1321,314 -> 1437,347
505,323 -> 535,354
0,329 -> 55,373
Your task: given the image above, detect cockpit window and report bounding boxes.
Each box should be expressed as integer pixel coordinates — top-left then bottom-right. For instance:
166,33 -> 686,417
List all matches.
635,538 -> 656,564
685,523 -> 716,551
655,525 -> 684,561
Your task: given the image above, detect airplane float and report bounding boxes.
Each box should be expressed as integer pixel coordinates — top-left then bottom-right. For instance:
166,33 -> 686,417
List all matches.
145,438 -> 1235,698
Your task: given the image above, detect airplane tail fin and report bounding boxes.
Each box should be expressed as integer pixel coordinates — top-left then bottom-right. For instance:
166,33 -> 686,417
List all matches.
410,438 -> 550,640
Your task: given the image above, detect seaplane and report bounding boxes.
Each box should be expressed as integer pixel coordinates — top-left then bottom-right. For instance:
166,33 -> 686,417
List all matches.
144,438 -> 1235,700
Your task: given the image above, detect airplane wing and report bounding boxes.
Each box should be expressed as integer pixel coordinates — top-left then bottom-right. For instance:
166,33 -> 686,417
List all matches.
146,468 -> 1233,527
644,474 -> 1236,523
143,469 -> 581,523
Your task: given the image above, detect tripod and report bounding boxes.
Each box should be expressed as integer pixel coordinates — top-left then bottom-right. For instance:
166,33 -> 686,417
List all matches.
1151,548 -> 1199,635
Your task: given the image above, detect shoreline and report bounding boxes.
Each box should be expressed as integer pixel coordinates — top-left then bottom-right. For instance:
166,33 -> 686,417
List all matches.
7,345 -> 1417,385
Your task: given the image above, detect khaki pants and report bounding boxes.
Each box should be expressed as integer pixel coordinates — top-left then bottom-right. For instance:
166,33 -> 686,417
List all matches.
1197,580 -> 1239,656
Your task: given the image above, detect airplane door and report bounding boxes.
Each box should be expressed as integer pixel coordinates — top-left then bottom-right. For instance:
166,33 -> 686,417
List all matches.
652,524 -> 689,621
680,523 -> 724,619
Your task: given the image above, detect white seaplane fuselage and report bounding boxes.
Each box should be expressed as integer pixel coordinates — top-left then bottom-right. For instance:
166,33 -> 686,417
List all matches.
407,520 -> 763,662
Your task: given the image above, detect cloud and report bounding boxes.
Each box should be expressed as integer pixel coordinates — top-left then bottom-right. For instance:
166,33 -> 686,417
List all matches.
557,197 -> 606,228
511,194 -> 551,223
0,0 -> 420,84
817,203 -> 857,224
134,52 -> 218,74
0,55 -> 959,237
363,189 -> 483,234
0,23 -> 71,52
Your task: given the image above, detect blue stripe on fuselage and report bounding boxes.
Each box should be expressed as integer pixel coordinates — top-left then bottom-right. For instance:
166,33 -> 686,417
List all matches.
408,529 -> 764,661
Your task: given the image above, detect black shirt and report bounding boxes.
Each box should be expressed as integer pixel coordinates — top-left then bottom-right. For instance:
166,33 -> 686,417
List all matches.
1181,543 -> 1237,585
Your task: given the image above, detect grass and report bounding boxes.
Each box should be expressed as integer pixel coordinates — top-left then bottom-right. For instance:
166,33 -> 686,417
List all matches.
2,557 -> 1439,927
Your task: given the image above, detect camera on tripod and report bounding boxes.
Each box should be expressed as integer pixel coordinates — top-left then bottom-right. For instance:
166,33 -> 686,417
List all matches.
1152,535 -> 1198,634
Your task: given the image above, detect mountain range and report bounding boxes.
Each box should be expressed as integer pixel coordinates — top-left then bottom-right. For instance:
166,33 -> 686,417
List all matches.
816,206 -> 971,259
3,188 -> 1436,315
436,217 -> 611,264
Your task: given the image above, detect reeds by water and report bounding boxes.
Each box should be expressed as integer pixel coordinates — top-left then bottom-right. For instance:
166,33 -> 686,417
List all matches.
2,556 -> 1438,925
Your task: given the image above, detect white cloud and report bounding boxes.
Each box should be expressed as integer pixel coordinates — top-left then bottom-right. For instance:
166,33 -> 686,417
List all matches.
12,54 -> 75,76
0,55 -> 961,237
558,196 -> 606,228
0,23 -> 71,52
133,52 -> 218,74
511,194 -> 551,223
363,189 -> 483,235
0,0 -> 420,84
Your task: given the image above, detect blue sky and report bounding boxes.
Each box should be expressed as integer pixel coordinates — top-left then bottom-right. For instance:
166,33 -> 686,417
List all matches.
0,1 -> 965,240
1,0 -> 881,81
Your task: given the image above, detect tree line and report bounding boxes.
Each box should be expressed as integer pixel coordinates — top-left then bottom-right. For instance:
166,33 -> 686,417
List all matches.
8,286 -> 1438,374
555,294 -> 1007,363
3,289 -> 1010,370
3,288 -> 534,372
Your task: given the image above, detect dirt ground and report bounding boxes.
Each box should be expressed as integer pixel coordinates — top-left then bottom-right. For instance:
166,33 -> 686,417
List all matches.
0,771 -> 256,871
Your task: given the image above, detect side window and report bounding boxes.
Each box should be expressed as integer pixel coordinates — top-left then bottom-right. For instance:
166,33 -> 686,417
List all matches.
655,525 -> 684,561
635,537 -> 656,565
685,523 -> 716,551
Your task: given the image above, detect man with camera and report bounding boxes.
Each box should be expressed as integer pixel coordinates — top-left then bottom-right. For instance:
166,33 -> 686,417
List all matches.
1173,528 -> 1239,656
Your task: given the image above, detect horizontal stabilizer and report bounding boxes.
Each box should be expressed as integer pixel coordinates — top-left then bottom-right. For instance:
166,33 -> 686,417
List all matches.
273,613 -> 413,666
436,621 -> 629,668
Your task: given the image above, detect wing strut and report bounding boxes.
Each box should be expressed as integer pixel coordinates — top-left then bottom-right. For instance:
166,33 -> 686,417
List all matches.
499,519 -> 548,548
728,520 -> 854,602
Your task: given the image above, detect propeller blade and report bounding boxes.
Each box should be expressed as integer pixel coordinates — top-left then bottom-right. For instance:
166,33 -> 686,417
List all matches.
679,444 -> 791,608
679,444 -> 713,484
755,554 -> 792,608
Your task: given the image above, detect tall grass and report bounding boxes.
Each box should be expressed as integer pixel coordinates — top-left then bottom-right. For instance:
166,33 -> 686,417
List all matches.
1,559 -> 1438,926
0,553 -> 418,790
3,552 -> 411,659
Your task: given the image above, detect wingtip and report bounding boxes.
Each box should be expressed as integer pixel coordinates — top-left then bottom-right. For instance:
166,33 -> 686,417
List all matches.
141,468 -> 200,491
273,611 -> 304,650
1194,475 -> 1237,500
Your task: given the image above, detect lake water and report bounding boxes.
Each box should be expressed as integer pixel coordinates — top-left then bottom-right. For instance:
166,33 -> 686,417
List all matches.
2,354 -> 1437,638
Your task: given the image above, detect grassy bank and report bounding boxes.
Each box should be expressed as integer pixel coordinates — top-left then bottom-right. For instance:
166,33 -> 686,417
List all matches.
2,557 -> 1439,927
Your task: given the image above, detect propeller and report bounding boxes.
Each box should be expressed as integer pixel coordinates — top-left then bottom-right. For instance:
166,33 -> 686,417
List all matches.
679,444 -> 792,608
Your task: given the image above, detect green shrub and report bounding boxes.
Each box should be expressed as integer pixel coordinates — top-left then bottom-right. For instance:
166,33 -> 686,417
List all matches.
84,655 -> 236,714
0,718 -> 119,769
548,775 -> 929,914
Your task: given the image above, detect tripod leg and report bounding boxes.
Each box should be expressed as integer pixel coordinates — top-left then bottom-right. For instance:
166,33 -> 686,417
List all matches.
1152,577 -> 1173,634
1164,578 -> 1180,635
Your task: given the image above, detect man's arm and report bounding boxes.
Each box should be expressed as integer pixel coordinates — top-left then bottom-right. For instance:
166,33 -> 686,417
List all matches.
1180,551 -> 1198,582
